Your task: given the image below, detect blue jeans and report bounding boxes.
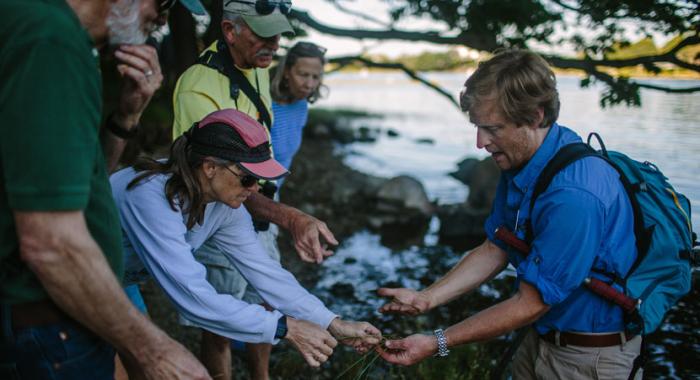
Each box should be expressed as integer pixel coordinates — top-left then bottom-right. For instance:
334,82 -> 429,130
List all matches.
0,304 -> 115,380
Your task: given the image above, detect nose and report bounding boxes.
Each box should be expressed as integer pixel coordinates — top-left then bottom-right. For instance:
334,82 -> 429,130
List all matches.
156,11 -> 168,26
476,127 -> 489,150
264,34 -> 280,51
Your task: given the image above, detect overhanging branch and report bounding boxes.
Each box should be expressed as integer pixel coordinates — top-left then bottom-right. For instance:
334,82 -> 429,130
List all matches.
290,9 -> 498,51
327,55 -> 459,109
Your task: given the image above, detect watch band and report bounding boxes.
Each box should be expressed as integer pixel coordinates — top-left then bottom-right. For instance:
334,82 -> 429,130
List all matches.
434,328 -> 450,357
274,315 -> 288,339
105,112 -> 139,139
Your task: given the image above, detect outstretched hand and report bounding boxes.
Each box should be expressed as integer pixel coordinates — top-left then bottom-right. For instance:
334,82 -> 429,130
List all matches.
328,318 -> 382,354
377,287 -> 431,315
376,334 -> 437,366
289,212 -> 338,264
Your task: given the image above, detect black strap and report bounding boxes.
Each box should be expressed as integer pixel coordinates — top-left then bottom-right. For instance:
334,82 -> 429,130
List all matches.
525,142 -> 598,243
196,40 -> 272,130
627,336 -> 647,380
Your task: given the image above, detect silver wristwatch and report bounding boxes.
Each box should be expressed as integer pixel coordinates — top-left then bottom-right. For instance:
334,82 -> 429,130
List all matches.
434,328 -> 450,357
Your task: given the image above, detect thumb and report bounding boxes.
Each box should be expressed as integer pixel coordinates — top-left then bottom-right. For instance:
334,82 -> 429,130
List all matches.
377,287 -> 400,298
384,339 -> 408,350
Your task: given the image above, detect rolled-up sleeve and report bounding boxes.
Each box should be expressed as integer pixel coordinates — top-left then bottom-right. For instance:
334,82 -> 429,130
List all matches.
518,187 -> 605,306
118,181 -> 282,344
209,207 -> 337,329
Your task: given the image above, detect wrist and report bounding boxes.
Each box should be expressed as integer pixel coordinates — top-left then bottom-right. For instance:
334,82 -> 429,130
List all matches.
274,315 -> 288,339
433,329 -> 450,357
327,317 -> 341,336
105,112 -> 140,139
421,289 -> 437,311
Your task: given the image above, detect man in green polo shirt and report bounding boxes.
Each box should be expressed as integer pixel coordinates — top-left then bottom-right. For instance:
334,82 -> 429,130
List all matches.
0,0 -> 209,379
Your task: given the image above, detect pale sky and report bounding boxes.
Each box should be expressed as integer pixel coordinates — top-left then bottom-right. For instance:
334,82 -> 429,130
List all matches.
286,0 -> 674,59
288,0 -> 460,58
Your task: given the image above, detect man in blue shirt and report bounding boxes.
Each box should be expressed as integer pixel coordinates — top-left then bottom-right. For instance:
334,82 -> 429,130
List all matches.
376,50 -> 641,379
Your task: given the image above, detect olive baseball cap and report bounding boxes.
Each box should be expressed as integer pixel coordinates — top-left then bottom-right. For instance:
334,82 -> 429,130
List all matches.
223,0 -> 294,38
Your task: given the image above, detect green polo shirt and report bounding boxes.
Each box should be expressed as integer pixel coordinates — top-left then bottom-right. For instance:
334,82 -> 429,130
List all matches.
0,0 -> 124,304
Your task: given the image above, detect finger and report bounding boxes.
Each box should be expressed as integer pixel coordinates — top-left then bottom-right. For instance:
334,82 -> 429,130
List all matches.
325,335 -> 338,349
114,49 -> 151,73
314,352 -> 329,363
364,323 -> 382,337
376,287 -> 400,298
119,65 -> 162,91
318,342 -> 334,357
118,44 -> 160,73
302,353 -> 321,368
294,241 -> 316,263
317,223 -> 339,246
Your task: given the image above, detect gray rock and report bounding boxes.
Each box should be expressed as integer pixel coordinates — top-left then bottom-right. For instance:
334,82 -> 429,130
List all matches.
436,203 -> 490,240
466,158 -> 500,210
376,175 -> 433,217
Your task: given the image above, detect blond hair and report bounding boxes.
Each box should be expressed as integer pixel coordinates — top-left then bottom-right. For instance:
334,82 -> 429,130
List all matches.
460,50 -> 560,128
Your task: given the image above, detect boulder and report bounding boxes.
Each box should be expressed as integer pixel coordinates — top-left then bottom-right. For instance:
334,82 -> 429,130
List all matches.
466,157 -> 500,210
375,175 -> 433,218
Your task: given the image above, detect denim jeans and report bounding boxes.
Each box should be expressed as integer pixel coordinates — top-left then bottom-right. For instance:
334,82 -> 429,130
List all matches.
0,304 -> 115,380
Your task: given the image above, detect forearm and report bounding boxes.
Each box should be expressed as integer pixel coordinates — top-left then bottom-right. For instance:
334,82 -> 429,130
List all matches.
100,112 -> 139,173
16,212 -> 165,361
423,239 -> 508,309
244,191 -> 301,229
443,282 -> 549,347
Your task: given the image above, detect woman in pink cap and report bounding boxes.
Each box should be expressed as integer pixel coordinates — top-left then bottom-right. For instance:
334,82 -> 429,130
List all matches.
110,109 -> 380,378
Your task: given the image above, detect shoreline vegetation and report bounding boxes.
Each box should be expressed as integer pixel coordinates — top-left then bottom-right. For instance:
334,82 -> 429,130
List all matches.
331,36 -> 700,80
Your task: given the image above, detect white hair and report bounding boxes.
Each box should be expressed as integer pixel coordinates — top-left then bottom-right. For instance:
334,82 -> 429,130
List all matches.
107,0 -> 147,45
222,12 -> 244,34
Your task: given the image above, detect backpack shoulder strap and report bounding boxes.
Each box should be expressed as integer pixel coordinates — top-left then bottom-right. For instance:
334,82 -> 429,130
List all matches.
195,40 -> 272,130
526,142 -> 599,243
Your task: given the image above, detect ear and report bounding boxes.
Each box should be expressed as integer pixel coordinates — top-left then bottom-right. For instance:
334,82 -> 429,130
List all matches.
533,107 -> 545,128
201,160 -> 217,179
221,20 -> 236,45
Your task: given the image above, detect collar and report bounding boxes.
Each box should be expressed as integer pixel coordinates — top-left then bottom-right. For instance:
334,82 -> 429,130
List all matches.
510,123 -> 572,193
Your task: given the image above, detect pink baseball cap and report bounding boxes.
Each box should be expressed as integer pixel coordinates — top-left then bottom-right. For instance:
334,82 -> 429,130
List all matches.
186,109 -> 288,180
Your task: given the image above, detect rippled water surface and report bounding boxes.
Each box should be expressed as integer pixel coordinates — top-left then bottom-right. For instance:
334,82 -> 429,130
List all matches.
310,72 -> 699,378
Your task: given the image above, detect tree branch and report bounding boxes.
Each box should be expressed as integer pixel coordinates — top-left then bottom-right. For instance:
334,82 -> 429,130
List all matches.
290,9 -> 498,51
327,55 -> 459,108
330,1 -> 393,28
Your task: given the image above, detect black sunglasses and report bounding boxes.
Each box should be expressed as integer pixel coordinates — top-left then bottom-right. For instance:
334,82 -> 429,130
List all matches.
222,165 -> 259,188
225,0 -> 291,15
159,0 -> 177,14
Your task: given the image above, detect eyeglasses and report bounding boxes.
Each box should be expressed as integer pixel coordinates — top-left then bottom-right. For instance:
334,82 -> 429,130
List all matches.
158,0 -> 177,14
222,165 -> 259,188
225,0 -> 292,15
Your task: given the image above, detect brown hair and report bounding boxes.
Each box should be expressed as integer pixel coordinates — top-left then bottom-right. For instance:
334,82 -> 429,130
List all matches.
127,136 -> 229,229
271,41 -> 328,104
460,50 -> 560,128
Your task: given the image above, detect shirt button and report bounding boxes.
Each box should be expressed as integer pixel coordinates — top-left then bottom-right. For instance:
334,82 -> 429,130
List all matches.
534,257 -> 541,264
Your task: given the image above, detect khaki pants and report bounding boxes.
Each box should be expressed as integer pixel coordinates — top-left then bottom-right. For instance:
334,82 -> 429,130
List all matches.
512,329 -> 642,380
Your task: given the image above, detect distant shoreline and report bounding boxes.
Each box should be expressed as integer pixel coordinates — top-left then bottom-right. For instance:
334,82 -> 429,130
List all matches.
333,66 -> 700,81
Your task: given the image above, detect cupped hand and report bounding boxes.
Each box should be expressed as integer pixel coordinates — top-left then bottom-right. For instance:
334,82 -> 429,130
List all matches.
376,333 -> 437,366
328,318 -> 382,354
113,44 -> 162,124
285,317 -> 338,367
289,212 -> 338,264
377,287 -> 431,315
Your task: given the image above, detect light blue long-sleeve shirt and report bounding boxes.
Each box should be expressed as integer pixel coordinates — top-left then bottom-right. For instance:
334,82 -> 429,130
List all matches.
110,168 -> 337,344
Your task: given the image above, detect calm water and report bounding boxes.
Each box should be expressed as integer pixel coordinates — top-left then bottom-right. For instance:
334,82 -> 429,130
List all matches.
310,72 -> 700,378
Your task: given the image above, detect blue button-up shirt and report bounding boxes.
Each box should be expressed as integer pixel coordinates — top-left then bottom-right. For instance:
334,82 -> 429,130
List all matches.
484,123 -> 637,334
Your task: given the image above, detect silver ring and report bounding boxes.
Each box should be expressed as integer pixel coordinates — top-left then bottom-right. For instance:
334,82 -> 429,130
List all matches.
144,69 -> 154,78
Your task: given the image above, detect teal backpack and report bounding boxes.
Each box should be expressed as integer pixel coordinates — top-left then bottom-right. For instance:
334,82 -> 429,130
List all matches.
528,133 -> 697,335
